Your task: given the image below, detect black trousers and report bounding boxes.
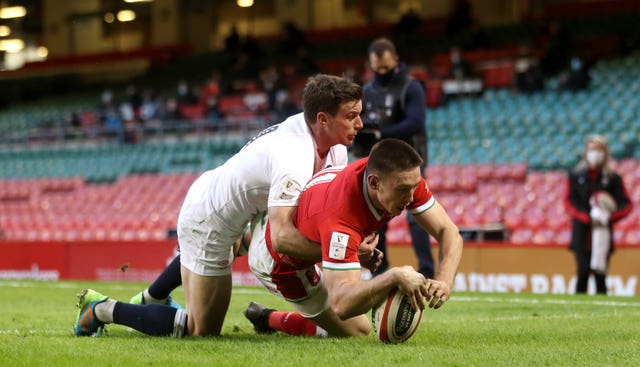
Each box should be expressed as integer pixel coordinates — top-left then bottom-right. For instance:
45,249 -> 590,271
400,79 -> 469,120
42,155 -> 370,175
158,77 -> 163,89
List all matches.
574,249 -> 608,294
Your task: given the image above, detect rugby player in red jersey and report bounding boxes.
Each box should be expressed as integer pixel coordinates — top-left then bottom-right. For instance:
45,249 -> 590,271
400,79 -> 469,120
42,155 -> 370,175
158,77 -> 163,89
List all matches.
245,138 -> 463,337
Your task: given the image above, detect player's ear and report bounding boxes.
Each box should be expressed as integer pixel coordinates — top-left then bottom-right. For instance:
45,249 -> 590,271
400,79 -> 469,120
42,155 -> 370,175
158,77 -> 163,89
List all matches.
368,174 -> 379,190
317,112 -> 330,126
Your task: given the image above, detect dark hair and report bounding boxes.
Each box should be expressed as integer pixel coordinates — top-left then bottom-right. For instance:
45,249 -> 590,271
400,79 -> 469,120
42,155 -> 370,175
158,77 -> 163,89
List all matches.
368,37 -> 397,57
302,74 -> 362,125
367,139 -> 423,176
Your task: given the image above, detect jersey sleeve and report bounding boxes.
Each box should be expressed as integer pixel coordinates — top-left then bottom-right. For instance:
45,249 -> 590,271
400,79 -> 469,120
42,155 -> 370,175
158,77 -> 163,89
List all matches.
320,220 -> 363,271
267,138 -> 315,207
407,178 -> 435,215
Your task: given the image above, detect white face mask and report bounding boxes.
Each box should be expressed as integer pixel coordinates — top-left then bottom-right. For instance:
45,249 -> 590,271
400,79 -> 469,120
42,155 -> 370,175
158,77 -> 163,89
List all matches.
586,150 -> 604,167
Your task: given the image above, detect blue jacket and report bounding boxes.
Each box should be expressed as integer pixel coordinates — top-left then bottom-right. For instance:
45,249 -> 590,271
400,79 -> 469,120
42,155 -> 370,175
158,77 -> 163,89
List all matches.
357,62 -> 427,160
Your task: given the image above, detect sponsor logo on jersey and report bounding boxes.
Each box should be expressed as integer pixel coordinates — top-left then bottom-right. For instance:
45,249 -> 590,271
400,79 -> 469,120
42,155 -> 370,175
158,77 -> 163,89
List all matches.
329,231 -> 349,260
278,177 -> 301,200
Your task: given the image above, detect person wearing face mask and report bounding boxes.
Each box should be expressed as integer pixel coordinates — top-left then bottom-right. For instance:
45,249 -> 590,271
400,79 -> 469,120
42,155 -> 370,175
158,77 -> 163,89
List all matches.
564,135 -> 632,294
559,55 -> 591,91
441,46 -> 482,102
351,37 -> 434,280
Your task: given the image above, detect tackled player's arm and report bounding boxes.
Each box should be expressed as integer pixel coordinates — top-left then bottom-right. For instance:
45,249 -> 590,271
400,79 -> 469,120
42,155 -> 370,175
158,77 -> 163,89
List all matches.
324,264 -> 427,319
268,205 -> 321,262
323,267 -> 398,320
414,200 -> 463,288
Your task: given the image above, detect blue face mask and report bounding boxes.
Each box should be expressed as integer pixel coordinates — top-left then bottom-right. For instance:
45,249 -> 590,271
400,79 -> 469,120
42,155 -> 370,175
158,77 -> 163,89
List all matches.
571,58 -> 583,71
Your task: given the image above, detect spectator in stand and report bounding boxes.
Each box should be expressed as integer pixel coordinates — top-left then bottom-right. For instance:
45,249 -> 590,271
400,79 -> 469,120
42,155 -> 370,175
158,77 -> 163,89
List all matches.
222,34 -> 264,91
294,47 -> 319,76
97,88 -> 124,140
139,88 -> 165,123
564,135 -> 632,295
278,21 -> 306,56
442,46 -> 482,102
239,34 -> 264,79
513,43 -> 545,94
201,72 -> 223,120
273,89 -> 302,123
100,89 -> 115,112
392,7 -> 422,51
163,97 -> 181,121
259,65 -> 288,115
351,37 -> 434,280
559,55 -> 591,92
537,20 -> 572,77
124,84 -> 143,120
448,46 -> 474,80
394,7 -> 422,35
224,25 -> 241,55
67,111 -> 82,129
176,79 -> 198,106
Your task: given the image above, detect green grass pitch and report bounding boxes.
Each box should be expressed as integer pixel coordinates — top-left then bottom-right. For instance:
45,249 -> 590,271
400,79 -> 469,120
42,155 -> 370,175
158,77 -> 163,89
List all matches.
1,280 -> 639,367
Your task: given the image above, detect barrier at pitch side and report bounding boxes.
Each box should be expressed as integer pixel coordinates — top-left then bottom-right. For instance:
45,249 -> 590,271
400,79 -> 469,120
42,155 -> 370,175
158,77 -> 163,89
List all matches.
387,242 -> 639,297
1,240 -> 638,296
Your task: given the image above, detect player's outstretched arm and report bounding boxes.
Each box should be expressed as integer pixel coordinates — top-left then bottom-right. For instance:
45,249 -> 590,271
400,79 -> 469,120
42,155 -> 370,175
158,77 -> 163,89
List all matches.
324,266 -> 427,320
414,200 -> 463,308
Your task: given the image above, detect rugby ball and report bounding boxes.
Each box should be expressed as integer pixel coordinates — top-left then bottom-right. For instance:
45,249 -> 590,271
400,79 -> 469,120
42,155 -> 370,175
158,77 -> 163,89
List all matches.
371,288 -> 423,344
591,191 -> 617,213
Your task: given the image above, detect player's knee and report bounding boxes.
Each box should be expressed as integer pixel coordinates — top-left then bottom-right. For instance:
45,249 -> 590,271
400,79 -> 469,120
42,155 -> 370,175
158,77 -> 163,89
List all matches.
333,315 -> 371,337
352,316 -> 371,336
187,321 -> 222,337
185,312 -> 222,337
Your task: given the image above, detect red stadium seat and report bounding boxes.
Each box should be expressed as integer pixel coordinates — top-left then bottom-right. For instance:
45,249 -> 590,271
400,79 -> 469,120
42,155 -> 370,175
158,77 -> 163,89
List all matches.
178,104 -> 206,120
218,95 -> 249,116
621,229 -> 640,246
523,207 -> 546,230
532,229 -> 556,245
510,228 -> 533,245
555,229 -> 571,245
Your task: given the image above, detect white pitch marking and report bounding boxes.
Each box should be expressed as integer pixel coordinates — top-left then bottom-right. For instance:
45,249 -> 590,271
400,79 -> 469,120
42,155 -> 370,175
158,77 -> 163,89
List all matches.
452,295 -> 640,308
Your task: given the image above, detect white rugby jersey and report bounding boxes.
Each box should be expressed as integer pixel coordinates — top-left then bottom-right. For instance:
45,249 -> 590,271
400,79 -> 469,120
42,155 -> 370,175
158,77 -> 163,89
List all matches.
180,112 -> 348,240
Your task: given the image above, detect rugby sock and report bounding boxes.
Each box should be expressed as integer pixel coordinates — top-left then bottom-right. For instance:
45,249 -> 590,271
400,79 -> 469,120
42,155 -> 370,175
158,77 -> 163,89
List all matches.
94,299 -> 116,323
147,255 -> 182,301
113,302 -> 187,337
268,311 -> 317,336
315,326 -> 328,337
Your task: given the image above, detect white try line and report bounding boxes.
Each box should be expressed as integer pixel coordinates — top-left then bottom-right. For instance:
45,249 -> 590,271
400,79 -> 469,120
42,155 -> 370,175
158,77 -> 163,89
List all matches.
2,280 -> 639,307
452,295 -> 640,308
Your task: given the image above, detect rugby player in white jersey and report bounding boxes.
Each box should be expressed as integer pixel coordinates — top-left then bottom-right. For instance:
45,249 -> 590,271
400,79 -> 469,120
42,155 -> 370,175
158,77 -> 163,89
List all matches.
74,74 -> 370,337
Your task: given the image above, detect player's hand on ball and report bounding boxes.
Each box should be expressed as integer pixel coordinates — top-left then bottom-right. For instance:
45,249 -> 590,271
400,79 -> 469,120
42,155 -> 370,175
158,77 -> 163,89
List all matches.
394,266 -> 428,312
425,279 -> 451,309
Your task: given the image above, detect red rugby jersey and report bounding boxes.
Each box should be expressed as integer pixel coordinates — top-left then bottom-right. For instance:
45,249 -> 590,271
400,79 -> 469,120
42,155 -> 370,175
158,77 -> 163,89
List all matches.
294,158 -> 434,271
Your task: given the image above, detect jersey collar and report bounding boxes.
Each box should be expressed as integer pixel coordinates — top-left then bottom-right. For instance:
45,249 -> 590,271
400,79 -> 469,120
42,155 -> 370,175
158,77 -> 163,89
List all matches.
363,170 -> 385,220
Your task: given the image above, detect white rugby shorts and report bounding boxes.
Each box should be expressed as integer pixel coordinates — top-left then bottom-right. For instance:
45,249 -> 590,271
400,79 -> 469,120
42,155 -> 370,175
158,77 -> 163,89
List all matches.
178,172 -> 236,277
248,218 -> 329,318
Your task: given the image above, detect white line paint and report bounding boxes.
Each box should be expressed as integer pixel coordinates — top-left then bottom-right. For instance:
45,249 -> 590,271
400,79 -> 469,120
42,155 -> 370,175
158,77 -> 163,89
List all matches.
2,280 -> 639,305
452,295 -> 640,308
